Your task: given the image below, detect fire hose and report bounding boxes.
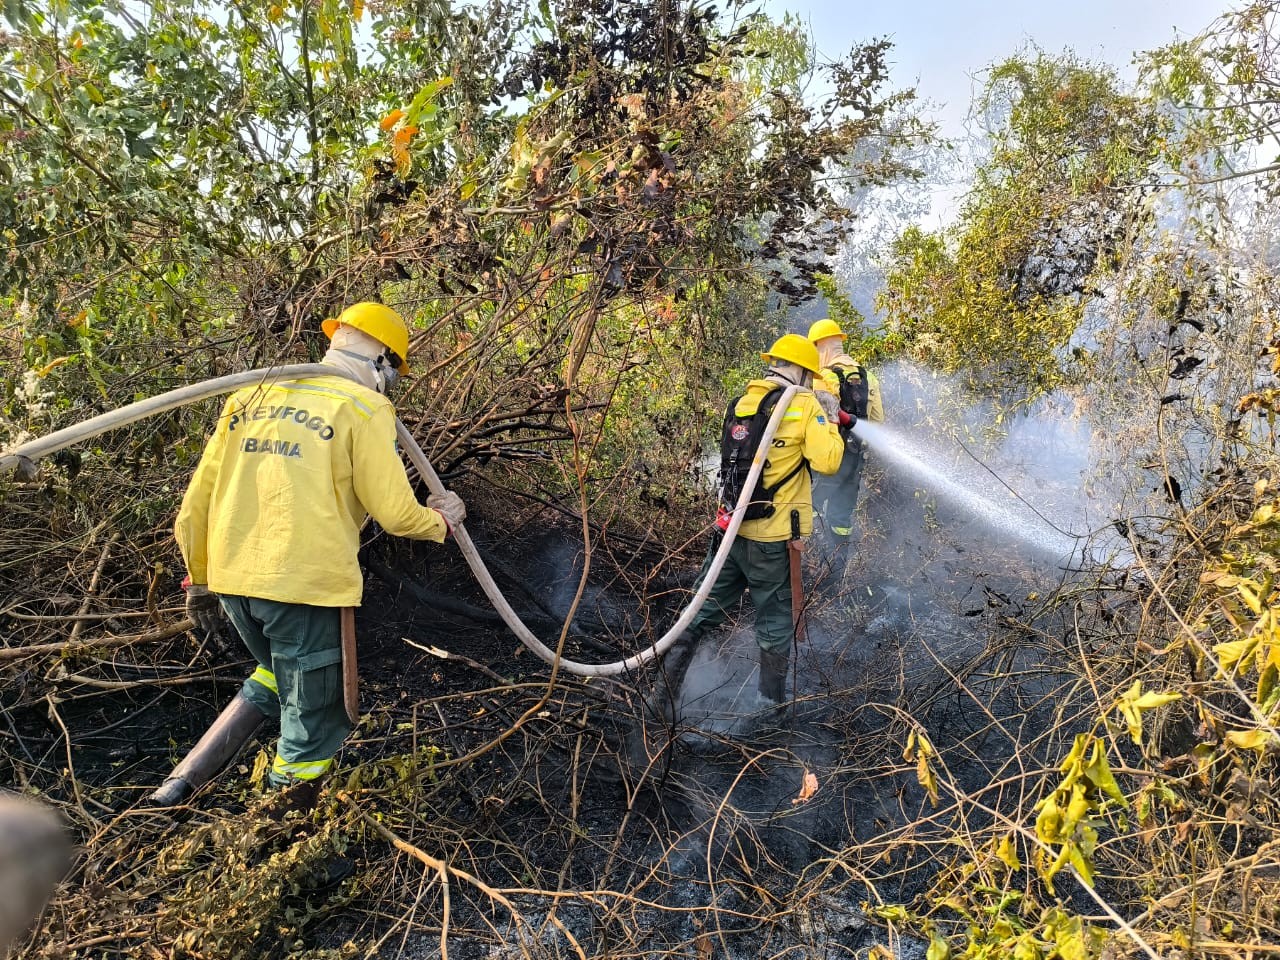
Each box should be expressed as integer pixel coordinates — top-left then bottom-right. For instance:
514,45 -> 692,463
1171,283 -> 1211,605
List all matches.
0,365 -> 798,678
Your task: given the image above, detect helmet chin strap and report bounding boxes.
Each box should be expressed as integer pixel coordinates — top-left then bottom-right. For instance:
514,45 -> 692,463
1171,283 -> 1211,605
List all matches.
333,349 -> 399,394
374,354 -> 400,393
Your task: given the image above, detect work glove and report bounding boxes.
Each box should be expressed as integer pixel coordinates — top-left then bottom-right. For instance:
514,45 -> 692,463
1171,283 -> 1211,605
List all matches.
427,491 -> 466,535
184,582 -> 223,635
9,455 -> 38,481
815,389 -> 841,421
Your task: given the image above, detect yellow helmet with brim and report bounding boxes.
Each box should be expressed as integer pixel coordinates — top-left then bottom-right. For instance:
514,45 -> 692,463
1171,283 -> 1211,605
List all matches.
322,302 -> 411,373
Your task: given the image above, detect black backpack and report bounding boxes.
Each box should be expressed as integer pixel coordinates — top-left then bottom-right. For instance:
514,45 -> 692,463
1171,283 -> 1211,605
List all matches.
718,386 -> 809,521
833,364 -> 870,420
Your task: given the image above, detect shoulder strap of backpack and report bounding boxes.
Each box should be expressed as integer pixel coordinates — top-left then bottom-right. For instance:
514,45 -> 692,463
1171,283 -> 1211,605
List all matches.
756,384 -> 784,418
721,392 -> 743,440
759,390 -> 811,497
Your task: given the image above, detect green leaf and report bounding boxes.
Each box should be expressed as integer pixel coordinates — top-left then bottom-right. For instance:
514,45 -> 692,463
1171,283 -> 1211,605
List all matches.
872,904 -> 910,924
405,76 -> 454,125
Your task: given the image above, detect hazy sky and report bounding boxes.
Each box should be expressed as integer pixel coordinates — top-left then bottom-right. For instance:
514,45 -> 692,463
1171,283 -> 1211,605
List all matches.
765,0 -> 1229,139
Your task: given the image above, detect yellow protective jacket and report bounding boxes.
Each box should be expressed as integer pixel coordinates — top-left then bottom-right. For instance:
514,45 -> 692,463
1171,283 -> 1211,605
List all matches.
175,374 -> 447,607
815,353 -> 885,423
734,378 -> 845,542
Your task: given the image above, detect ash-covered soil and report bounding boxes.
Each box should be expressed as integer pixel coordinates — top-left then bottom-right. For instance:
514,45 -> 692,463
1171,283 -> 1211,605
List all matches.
11,431 -> 1113,959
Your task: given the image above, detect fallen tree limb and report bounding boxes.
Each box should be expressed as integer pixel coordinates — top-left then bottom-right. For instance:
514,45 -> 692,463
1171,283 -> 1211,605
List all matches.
403,637 -> 510,686
0,620 -> 193,662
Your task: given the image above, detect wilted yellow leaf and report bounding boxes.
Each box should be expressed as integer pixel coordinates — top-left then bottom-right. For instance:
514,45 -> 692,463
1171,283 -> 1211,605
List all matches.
250,748 -> 270,783
1225,728 -> 1275,752
1200,569 -> 1240,587
1065,785 -> 1089,825
903,729 -> 940,806
995,834 -> 1021,870
1215,637 -> 1260,672
34,356 -> 70,377
926,932 -> 951,960
380,108 -> 405,131
1236,579 -> 1264,615
1115,681 -> 1179,747
1084,739 -> 1127,807
1066,828 -> 1097,887
1035,793 -> 1064,842
1133,691 -> 1181,710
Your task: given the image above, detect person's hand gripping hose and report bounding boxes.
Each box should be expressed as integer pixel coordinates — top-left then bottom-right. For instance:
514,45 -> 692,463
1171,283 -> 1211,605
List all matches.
427,490 -> 466,535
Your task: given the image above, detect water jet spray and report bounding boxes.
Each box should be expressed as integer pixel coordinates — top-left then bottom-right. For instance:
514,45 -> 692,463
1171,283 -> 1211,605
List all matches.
851,420 -> 1086,562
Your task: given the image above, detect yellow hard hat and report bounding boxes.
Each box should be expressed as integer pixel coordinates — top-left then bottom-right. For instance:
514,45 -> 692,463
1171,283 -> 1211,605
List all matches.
807,318 -> 846,343
760,333 -> 821,374
322,302 -> 411,373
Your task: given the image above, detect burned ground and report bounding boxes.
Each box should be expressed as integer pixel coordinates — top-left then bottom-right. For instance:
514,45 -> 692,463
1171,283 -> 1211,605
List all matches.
3,437 -> 1124,959
1,350 -> 1187,960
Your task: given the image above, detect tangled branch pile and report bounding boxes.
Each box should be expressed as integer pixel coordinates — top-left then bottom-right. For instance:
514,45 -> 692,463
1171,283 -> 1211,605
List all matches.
8,1 -> 1280,959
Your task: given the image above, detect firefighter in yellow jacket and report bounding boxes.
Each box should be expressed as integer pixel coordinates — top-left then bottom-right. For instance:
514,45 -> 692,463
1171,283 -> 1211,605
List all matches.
150,303 -> 465,807
808,318 -> 884,556
654,334 -> 844,711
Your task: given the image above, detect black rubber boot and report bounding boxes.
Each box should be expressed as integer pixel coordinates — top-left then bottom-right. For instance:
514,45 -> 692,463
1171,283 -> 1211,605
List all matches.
299,855 -> 354,891
149,694 -> 267,806
642,632 -> 702,726
758,649 -> 790,705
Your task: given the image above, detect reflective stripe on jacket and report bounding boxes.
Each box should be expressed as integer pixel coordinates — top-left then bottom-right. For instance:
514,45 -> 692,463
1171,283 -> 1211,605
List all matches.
735,378 -> 844,542
175,374 -> 446,607
815,353 -> 885,423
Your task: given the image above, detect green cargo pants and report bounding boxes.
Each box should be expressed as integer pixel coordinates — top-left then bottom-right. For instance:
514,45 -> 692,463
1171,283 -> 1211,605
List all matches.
814,436 -> 866,543
220,595 -> 350,786
685,534 -> 794,655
